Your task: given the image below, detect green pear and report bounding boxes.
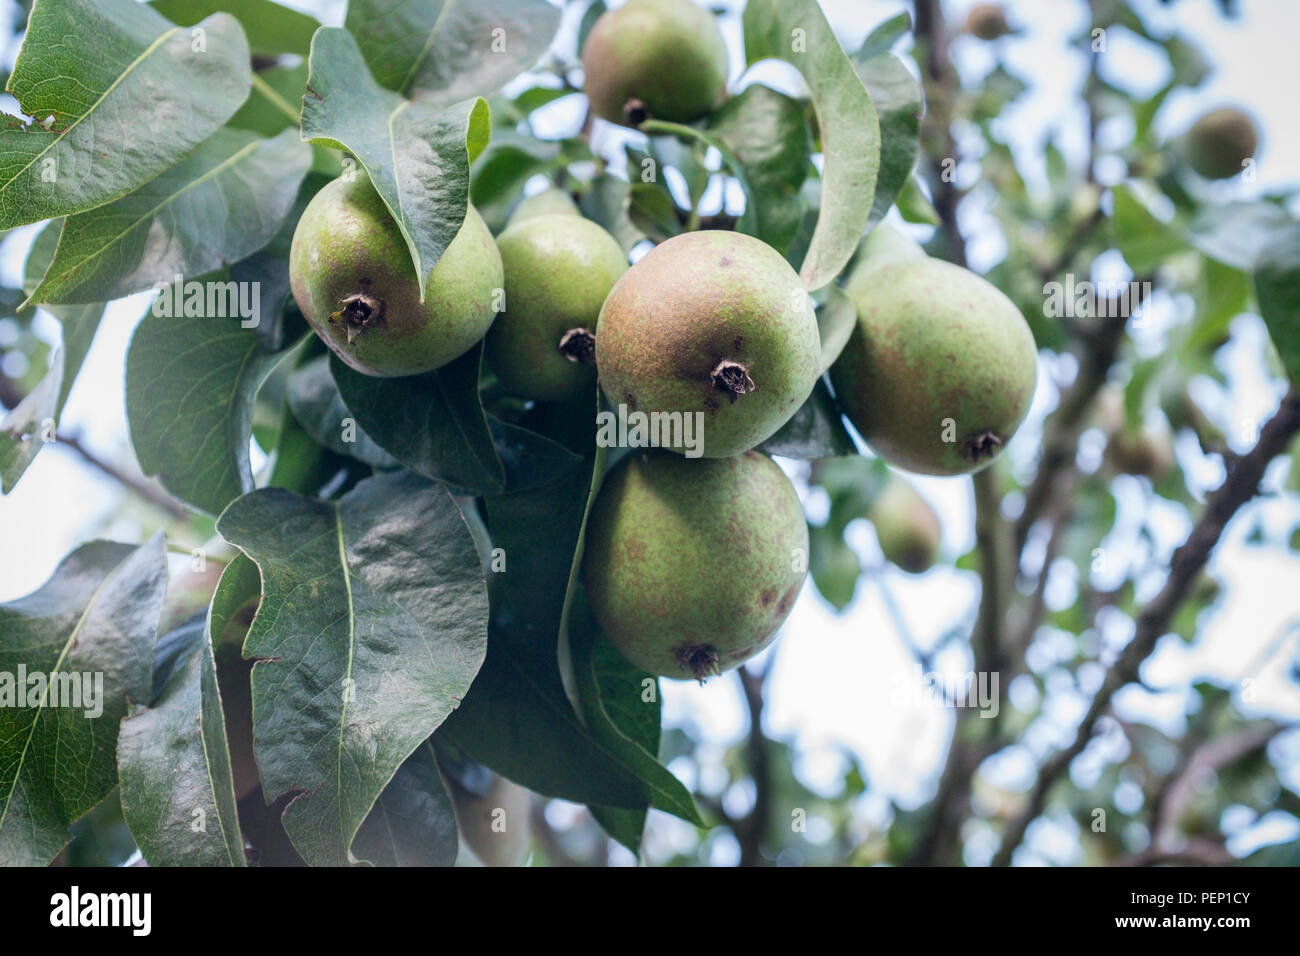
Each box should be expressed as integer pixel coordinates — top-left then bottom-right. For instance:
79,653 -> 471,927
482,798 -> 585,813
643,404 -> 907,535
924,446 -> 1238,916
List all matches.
831,256 -> 1038,475
581,0 -> 728,126
868,475 -> 942,573
506,188 -> 580,227
595,230 -> 820,458
289,176 -> 502,377
487,214 -> 627,402
583,450 -> 808,681
1185,107 -> 1257,180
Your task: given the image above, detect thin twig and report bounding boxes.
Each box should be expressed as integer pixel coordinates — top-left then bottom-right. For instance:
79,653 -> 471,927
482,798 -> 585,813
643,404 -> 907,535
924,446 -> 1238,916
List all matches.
54,431 -> 189,520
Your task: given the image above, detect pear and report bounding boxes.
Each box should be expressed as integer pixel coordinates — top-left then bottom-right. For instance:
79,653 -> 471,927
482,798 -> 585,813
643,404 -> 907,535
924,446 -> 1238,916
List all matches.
595,230 -> 820,458
487,214 -> 627,402
289,176 -> 502,377
581,0 -> 728,126
831,255 -> 1038,475
582,450 -> 808,681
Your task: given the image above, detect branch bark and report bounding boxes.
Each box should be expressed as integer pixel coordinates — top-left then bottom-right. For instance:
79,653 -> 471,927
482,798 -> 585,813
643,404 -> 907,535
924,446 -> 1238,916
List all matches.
991,388 -> 1300,865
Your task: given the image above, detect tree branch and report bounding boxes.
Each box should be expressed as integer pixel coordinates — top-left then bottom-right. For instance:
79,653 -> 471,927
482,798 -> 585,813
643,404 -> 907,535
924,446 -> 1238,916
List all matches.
991,388 -> 1300,865
54,431 -> 190,520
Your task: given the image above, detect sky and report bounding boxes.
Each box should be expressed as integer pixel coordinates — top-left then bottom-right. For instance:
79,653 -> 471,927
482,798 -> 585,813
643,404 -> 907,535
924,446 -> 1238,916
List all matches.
1,0 -> 1298,865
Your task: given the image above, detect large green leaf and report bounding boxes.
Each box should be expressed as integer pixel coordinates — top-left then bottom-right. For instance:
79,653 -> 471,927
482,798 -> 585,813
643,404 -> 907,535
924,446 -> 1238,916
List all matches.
287,355 -> 397,468
0,0 -> 251,229
852,13 -> 922,230
743,0 -> 881,290
27,128 -> 311,306
126,311 -> 301,515
117,609 -> 246,866
352,740 -> 458,866
440,464 -> 654,810
150,0 -> 320,56
643,83 -> 811,255
301,27 -> 490,301
346,0 -> 560,106
215,472 -> 489,866
0,535 -> 167,865
330,348 -> 503,492
330,348 -> 581,494
1253,223 -> 1300,387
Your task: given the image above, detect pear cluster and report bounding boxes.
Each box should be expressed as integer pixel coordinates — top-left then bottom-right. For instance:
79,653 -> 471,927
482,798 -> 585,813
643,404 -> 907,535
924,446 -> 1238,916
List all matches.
286,0 -> 1042,684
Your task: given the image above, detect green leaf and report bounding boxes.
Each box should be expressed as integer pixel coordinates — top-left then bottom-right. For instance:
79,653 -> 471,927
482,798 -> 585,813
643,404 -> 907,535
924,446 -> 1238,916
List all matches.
895,174 -> 939,226
117,610 -> 246,866
1,223 -> 106,492
230,63 -> 310,136
330,348 -> 503,493
0,0 -> 252,229
642,84 -> 811,253
229,172 -> 327,354
353,739 -> 459,866
23,222 -> 105,415
301,27 -> 491,301
0,535 -> 167,865
1111,185 -> 1181,274
345,0 -> 561,105
1186,201 -> 1293,271
817,283 -> 857,376
852,15 -> 922,231
743,0 -> 881,289
287,354 -> 397,468
215,472 -> 489,866
579,173 -> 646,254
439,463 -> 656,810
758,378 -> 856,459
126,310 -> 300,515
1252,223 -> 1300,387
27,128 -> 311,306
809,523 -> 861,611
0,343 -> 61,494
571,603 -> 703,845
703,84 -> 811,253
150,0 -> 320,56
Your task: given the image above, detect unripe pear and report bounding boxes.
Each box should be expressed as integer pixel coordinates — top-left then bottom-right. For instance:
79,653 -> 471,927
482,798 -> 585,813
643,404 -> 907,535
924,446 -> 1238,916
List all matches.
831,256 -> 1038,476
964,3 -> 1012,40
1184,107 -> 1257,180
289,176 -> 502,377
506,188 -> 580,227
1093,386 -> 1176,479
868,476 -> 942,574
595,231 -> 820,458
487,214 -> 628,402
581,0 -> 729,127
582,450 -> 808,681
